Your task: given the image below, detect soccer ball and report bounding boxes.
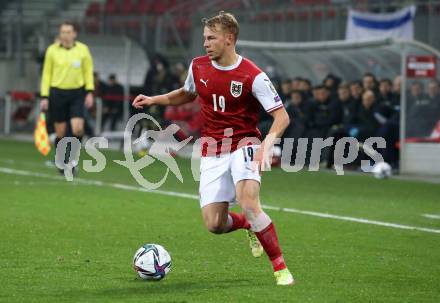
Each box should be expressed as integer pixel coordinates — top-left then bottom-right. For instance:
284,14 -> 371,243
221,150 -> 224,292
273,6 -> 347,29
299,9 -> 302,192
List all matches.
371,162 -> 392,179
133,244 -> 172,280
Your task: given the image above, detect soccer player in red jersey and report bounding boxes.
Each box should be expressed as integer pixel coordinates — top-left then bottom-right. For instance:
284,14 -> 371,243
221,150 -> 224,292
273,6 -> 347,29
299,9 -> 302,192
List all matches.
132,11 -> 294,285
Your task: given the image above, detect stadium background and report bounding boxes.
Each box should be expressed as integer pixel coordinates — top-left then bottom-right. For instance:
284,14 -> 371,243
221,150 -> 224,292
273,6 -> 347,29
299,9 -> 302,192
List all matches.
1,0 -> 440,175
0,1 -> 440,302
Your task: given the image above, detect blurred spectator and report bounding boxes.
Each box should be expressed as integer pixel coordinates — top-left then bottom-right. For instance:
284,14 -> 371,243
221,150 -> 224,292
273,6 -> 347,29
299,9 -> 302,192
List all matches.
143,54 -> 177,125
323,73 -> 342,101
144,54 -> 178,94
376,78 -> 395,120
407,80 -> 439,137
390,75 -> 401,113
284,90 -> 311,140
337,83 -> 358,126
306,85 -> 342,139
279,79 -> 292,102
407,81 -> 427,106
379,78 -> 393,101
283,90 -> 312,163
102,74 -> 124,131
298,78 -> 313,100
173,62 -> 188,87
353,90 -> 380,142
349,80 -> 364,104
376,75 -> 401,168
427,79 -> 439,97
427,79 -> 440,135
362,72 -> 378,93
94,71 -> 107,98
322,83 -> 357,168
427,79 -> 440,102
291,77 -> 303,91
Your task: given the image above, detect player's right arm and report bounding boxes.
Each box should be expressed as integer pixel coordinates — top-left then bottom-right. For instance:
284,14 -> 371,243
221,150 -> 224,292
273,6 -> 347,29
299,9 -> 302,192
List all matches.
132,88 -> 196,109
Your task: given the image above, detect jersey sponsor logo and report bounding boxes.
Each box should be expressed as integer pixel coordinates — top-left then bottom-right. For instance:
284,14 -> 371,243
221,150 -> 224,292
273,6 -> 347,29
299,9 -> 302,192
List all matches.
230,81 -> 243,98
200,78 -> 208,87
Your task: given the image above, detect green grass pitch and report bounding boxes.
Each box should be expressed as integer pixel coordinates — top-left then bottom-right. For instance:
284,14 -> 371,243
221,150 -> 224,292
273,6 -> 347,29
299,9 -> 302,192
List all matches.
0,138 -> 439,302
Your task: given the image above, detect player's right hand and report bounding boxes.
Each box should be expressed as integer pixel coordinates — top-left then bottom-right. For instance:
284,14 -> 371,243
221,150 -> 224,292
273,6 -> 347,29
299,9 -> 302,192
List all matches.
40,98 -> 49,111
132,94 -> 154,109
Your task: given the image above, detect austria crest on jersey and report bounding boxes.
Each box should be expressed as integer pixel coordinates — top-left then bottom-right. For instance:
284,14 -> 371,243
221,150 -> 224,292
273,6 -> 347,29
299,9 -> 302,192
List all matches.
230,81 -> 243,98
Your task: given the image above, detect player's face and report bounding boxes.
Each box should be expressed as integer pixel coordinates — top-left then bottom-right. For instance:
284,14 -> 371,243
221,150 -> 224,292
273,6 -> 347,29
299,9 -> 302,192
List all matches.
203,25 -> 231,61
59,25 -> 76,45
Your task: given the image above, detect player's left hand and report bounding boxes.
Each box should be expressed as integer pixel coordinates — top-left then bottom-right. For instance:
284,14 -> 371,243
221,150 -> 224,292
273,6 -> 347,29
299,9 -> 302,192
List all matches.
85,92 -> 94,109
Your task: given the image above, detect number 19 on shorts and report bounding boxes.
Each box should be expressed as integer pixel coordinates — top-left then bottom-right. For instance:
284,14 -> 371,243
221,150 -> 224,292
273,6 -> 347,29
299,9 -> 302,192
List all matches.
212,94 -> 225,112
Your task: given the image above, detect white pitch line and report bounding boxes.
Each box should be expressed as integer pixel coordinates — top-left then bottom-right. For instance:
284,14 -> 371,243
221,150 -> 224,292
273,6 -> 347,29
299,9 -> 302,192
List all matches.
422,214 -> 440,220
1,166 -> 440,235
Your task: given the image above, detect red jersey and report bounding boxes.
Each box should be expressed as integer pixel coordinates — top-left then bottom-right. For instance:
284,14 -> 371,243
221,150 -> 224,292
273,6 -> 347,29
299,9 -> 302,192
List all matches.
183,55 -> 283,156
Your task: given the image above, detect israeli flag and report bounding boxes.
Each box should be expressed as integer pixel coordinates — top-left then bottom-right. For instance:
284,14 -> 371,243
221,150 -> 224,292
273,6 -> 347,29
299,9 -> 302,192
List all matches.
346,5 -> 416,41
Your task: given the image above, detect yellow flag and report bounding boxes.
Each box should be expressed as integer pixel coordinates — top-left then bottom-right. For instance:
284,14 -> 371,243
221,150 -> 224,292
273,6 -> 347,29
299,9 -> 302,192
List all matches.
34,113 -> 51,156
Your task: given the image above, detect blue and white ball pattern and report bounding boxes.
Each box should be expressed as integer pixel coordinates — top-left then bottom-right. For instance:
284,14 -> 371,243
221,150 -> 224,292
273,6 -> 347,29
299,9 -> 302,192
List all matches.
133,244 -> 171,280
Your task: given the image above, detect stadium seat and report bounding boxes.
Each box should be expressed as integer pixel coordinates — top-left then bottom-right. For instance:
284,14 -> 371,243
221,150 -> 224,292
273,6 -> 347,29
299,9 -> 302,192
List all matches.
153,0 -> 169,14
313,10 -> 323,19
121,0 -> 135,15
273,11 -> 285,22
125,19 -> 141,30
254,12 -> 272,22
175,17 -> 191,30
220,0 -> 242,10
136,0 -> 153,14
285,10 -> 296,20
105,0 -> 119,15
8,91 -> 36,125
326,8 -> 336,18
297,11 -> 310,20
85,19 -> 100,33
293,0 -> 330,4
86,2 -> 101,17
257,0 -> 276,7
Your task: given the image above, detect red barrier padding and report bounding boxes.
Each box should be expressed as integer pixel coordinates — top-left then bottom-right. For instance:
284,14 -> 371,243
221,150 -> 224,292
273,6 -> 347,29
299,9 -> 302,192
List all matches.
9,91 -> 35,101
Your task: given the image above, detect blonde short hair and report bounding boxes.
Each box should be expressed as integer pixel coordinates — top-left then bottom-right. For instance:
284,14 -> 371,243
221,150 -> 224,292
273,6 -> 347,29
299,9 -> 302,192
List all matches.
202,11 -> 239,42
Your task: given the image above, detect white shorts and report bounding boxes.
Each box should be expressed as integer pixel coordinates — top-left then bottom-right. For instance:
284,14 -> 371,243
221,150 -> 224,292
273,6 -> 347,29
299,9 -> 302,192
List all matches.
199,145 -> 261,208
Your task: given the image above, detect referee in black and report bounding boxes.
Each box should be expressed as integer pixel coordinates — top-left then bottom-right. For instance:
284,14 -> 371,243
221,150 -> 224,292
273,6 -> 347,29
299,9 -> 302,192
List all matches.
40,22 -> 94,173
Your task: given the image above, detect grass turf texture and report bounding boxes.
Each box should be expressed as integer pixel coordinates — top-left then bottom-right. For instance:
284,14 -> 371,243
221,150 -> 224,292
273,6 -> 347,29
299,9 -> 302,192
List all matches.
0,138 -> 439,302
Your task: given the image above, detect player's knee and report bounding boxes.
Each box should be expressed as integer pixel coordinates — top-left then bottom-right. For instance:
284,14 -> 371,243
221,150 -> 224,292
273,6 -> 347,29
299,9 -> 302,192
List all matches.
237,185 -> 259,205
238,194 -> 260,216
242,206 -> 262,221
205,220 -> 225,234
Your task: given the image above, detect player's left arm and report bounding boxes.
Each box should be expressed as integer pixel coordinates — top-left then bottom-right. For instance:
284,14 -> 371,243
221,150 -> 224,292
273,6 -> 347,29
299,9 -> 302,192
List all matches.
252,72 -> 290,172
83,45 -> 94,108
264,107 -> 290,145
254,108 -> 290,172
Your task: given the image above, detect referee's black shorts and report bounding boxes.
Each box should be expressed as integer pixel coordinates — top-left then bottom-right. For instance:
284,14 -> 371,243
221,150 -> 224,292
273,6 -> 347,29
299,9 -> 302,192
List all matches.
49,87 -> 85,122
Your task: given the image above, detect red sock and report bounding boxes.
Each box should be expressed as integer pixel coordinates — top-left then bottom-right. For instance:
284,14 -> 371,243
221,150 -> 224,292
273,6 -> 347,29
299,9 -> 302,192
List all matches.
255,223 -> 286,272
224,212 -> 250,233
